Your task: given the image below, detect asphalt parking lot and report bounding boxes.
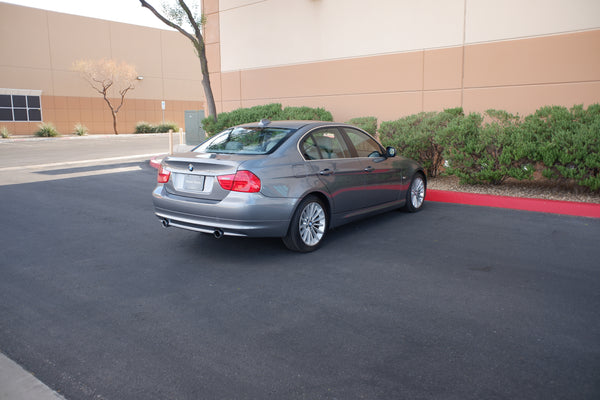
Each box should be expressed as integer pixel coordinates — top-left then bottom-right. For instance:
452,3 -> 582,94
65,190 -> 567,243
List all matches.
1,137 -> 599,399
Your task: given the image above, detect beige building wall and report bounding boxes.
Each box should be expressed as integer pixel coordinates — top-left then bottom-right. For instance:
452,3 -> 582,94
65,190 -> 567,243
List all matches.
2,0 -> 598,134
0,2 -> 204,135
208,0 -> 600,122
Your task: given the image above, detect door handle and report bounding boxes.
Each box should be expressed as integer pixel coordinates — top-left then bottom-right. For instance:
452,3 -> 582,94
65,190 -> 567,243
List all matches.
364,166 -> 374,172
319,169 -> 333,176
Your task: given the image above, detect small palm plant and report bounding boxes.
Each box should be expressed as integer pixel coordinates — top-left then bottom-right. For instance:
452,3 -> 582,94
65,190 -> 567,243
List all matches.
36,123 -> 60,137
74,123 -> 89,136
0,126 -> 11,138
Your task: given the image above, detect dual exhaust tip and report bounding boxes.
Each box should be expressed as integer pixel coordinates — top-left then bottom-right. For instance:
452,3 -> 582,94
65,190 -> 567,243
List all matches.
161,219 -> 224,239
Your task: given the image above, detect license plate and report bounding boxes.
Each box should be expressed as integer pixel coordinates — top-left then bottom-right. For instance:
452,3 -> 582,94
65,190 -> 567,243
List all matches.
183,174 -> 205,192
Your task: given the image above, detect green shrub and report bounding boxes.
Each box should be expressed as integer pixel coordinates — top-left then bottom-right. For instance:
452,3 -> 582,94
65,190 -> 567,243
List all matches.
135,121 -> 179,133
379,108 -> 463,177
35,123 -> 60,137
201,103 -> 333,136
346,117 -> 378,136
135,121 -> 156,134
73,123 -> 88,136
376,104 -> 598,190
202,104 -> 282,136
440,110 -> 535,185
156,122 -> 179,133
1,126 -> 11,138
523,104 -> 600,190
281,106 -> 333,122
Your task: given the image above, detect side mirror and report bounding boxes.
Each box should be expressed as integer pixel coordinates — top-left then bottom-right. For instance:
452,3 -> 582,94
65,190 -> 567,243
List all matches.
386,146 -> 397,158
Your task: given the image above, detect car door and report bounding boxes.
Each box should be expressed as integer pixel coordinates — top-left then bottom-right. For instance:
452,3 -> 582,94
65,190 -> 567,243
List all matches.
342,127 -> 402,207
300,127 -> 366,214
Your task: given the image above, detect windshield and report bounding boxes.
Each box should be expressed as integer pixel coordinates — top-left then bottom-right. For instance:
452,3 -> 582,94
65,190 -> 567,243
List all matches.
194,127 -> 296,155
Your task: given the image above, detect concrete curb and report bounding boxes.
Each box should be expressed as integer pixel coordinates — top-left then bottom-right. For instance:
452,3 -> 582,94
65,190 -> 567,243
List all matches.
0,352 -> 65,400
0,133 -> 169,143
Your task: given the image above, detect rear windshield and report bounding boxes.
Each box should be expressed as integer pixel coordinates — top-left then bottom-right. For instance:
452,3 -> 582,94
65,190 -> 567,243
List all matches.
194,127 -> 295,155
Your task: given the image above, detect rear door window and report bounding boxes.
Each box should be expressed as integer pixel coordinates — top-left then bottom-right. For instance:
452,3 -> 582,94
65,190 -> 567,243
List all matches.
300,128 -> 350,160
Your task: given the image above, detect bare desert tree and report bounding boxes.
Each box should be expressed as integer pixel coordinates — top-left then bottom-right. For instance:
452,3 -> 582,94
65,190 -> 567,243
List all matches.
73,59 -> 138,135
140,0 -> 217,121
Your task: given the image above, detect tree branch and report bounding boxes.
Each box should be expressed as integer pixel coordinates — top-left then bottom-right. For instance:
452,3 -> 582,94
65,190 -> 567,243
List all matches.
139,0 -> 198,45
140,0 -> 217,120
115,85 -> 135,113
178,0 -> 202,40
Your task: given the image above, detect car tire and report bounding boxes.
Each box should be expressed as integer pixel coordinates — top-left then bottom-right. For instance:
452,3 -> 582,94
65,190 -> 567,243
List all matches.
283,195 -> 328,252
403,172 -> 426,212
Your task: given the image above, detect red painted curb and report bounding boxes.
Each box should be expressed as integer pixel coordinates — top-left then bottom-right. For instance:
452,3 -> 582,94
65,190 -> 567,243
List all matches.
427,189 -> 600,218
149,156 -> 163,169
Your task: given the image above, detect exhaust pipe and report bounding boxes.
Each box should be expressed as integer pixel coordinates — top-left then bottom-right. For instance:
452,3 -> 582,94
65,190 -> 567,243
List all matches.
161,219 -> 170,228
213,229 -> 224,239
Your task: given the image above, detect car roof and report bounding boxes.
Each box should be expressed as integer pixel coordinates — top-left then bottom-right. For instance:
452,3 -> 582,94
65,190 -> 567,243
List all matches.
237,120 -> 349,130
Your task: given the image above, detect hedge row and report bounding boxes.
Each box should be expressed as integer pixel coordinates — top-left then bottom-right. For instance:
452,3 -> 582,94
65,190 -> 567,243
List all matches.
201,103 -> 333,136
135,121 -> 179,134
378,104 -> 600,191
198,103 -> 599,191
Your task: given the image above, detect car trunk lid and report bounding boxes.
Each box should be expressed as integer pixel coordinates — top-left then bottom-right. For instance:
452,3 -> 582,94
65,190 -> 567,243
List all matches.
162,152 -> 252,201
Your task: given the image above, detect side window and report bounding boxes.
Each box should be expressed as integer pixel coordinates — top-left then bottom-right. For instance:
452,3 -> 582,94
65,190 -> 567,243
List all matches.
301,135 -> 321,160
344,128 -> 382,158
301,128 -> 351,160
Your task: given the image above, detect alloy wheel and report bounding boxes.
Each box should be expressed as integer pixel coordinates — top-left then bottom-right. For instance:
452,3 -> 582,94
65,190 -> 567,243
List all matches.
299,202 -> 326,246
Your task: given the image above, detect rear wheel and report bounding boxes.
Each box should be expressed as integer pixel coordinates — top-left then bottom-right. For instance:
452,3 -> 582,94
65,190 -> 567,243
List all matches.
403,173 -> 426,212
283,195 -> 327,252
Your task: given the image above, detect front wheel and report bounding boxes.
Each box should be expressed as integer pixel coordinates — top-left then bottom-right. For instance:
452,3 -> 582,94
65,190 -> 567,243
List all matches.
283,195 -> 327,252
403,173 -> 426,212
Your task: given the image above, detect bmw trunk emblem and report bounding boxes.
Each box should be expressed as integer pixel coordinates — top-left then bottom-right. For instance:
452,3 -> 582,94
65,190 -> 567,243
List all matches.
188,164 -> 194,172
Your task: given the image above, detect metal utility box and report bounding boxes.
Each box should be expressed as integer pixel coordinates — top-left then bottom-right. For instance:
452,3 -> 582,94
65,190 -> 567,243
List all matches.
184,110 -> 206,145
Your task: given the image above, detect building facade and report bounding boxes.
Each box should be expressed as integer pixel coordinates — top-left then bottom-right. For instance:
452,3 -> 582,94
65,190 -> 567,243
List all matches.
204,0 -> 600,122
0,2 -> 204,135
1,0 -> 599,135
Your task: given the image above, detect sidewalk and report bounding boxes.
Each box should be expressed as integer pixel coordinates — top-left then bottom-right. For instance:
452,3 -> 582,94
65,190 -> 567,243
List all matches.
0,132 -> 169,143
0,352 -> 65,400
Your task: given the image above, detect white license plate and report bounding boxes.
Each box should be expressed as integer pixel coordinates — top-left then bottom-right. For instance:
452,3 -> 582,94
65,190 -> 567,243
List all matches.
183,174 -> 205,192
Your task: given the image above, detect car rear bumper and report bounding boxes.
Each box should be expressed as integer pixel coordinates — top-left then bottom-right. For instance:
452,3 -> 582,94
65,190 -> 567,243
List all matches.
152,185 -> 297,238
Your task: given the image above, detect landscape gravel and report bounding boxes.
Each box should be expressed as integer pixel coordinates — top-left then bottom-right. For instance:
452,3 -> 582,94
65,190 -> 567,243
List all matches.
428,175 -> 600,204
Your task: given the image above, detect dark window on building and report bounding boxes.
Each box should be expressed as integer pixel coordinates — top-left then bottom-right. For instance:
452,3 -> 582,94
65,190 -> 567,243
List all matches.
28,109 -> 42,121
13,109 -> 28,121
12,95 -> 26,108
27,96 -> 40,108
0,95 -> 11,108
0,92 -> 42,121
0,109 -> 13,121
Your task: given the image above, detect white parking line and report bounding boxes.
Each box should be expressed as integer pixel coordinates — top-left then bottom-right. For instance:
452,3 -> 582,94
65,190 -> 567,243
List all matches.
0,166 -> 144,186
0,153 -> 156,186
0,153 -> 164,172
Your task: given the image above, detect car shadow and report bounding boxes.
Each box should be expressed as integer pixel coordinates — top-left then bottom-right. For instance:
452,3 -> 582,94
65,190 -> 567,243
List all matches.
174,209 -> 412,260
187,232 -> 291,259
326,210 -> 409,243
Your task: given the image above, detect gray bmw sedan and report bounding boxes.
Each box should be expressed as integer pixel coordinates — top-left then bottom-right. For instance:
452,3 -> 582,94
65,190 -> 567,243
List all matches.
153,120 -> 426,252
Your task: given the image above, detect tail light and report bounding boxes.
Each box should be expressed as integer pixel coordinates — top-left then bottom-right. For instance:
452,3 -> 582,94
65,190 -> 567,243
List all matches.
218,170 -> 261,193
157,165 -> 171,183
